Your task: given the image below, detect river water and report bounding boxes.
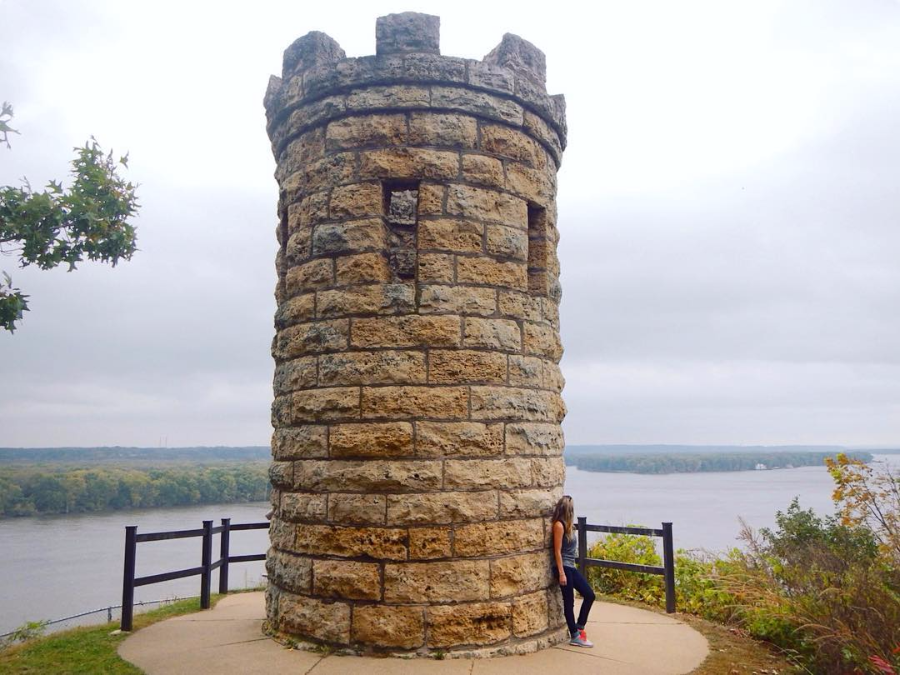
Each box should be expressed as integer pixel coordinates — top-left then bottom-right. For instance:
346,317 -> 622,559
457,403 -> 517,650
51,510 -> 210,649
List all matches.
1,455 -> 896,636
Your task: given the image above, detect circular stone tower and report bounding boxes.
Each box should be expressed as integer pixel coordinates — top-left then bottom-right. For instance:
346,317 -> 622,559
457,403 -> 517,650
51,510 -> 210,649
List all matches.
263,12 -> 568,656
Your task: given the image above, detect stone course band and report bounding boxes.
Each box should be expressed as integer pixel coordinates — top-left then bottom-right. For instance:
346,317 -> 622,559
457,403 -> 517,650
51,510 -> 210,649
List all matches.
265,12 -> 568,656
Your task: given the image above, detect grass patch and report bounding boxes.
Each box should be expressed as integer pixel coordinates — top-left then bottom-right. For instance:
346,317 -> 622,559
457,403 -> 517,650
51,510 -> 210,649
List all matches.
0,595 -> 222,675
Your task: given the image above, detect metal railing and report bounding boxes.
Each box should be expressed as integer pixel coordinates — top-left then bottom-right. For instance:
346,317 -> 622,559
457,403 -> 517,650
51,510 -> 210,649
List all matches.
575,517 -> 677,613
121,518 -> 269,630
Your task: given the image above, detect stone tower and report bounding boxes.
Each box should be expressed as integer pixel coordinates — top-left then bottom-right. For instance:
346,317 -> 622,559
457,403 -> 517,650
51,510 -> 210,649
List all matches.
263,12 -> 568,656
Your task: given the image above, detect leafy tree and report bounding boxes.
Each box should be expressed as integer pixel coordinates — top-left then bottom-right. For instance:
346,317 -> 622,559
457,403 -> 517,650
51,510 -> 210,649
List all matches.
0,102 -> 139,331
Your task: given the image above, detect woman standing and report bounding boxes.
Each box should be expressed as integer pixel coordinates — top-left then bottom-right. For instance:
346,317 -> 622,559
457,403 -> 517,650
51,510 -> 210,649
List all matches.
551,495 -> 596,647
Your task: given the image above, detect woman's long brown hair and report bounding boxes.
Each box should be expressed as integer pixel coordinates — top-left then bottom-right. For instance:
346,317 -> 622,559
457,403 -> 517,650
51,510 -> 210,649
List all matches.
551,495 -> 574,540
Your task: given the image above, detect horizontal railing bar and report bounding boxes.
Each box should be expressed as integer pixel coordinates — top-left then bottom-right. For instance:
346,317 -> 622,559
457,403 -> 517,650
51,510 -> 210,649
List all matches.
210,559 -> 224,571
229,522 -> 269,531
583,558 -> 665,575
211,526 -> 224,535
229,553 -> 266,563
134,566 -> 204,586
136,528 -> 205,542
583,524 -> 665,537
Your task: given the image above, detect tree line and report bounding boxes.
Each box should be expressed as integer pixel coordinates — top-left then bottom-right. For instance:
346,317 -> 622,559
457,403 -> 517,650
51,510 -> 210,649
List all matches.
0,464 -> 270,517
566,451 -> 873,474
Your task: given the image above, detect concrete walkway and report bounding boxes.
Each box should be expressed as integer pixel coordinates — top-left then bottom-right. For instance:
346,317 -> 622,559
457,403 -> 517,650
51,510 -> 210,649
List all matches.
119,593 -> 709,675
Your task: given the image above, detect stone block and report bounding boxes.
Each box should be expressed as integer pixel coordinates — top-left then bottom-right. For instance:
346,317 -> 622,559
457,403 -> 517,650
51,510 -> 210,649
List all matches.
273,320 -> 349,359
408,112 -> 477,148
543,361 -> 565,392
408,527 -> 452,559
486,224 -> 529,261
269,461 -> 293,489
418,285 -> 496,316
469,386 -> 564,422
461,153 -> 505,189
351,315 -> 461,348
507,355 -> 543,388
457,256 -> 527,291
523,320 -> 563,360
352,605 -> 425,649
431,86 -> 524,126
287,191 -> 329,235
266,548 -> 312,594
346,85 -> 431,110
282,31 -> 346,78
443,458 -> 533,490
512,591 -> 549,637
498,290 -> 542,322
483,33 -> 547,85
316,284 -> 416,318
403,53 -> 467,82
415,421 -> 503,457
505,161 -> 556,205
358,148 -> 459,181
498,488 -> 561,518
416,253 -> 454,283
281,492 -> 328,521
312,219 -> 387,256
293,459 -> 443,493
386,490 -> 498,525
278,591 -> 351,643
293,524 -> 408,560
273,356 -> 317,394
335,253 -> 392,285
427,602 -> 511,648
463,317 -> 521,351
490,551 -> 551,598
275,293 -> 316,329
289,387 -> 360,423
272,425 -> 329,460
313,560 -> 381,600
361,386 -> 469,419
376,12 -> 440,55
328,493 -> 387,525
481,124 -> 544,167
418,219 -> 483,253
428,349 -> 506,384
505,423 -> 564,455
329,182 -> 385,220
445,184 -> 527,225
319,351 -> 426,387
325,114 -> 407,151
277,128 -> 326,179
453,518 -> 544,557
531,456 -> 566,487
417,183 -> 445,215
384,561 -> 490,602
285,258 -> 333,295
329,422 -> 414,457
269,516 -> 296,550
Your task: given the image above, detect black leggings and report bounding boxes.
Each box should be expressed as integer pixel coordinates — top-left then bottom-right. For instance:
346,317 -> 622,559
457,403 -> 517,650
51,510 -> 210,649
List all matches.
559,565 -> 595,637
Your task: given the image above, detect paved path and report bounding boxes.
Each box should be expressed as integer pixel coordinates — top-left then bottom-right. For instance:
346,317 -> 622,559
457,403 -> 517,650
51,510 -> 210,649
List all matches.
119,593 -> 708,675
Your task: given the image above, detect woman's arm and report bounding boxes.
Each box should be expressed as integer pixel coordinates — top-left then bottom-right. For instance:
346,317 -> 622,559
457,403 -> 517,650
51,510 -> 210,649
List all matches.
552,521 -> 568,586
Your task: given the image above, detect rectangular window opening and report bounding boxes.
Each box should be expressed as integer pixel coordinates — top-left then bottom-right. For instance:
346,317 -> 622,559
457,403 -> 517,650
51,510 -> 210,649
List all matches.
383,181 -> 420,282
527,204 -> 549,297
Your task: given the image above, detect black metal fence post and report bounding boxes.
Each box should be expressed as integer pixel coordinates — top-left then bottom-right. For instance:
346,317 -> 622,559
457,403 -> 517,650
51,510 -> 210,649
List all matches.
200,520 -> 213,609
218,518 -> 231,595
577,516 -> 588,575
662,521 -> 676,613
121,525 -> 137,631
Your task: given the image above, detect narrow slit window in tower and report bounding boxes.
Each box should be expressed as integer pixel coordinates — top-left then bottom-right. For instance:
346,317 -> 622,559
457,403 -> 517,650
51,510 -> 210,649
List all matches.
384,182 -> 419,281
527,204 -> 549,297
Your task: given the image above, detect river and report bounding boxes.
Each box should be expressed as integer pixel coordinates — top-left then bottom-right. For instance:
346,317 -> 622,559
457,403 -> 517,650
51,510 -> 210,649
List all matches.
1,454 -> 896,636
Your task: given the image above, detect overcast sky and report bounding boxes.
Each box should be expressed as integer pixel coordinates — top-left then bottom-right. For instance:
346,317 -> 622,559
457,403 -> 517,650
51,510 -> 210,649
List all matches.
1,0 -> 898,448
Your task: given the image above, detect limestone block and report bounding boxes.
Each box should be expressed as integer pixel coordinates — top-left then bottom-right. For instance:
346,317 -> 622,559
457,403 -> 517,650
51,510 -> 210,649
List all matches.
418,219 -> 483,253
319,351 -> 425,387
484,33 -> 547,85
453,518 -> 544,557
280,492 -> 328,521
522,321 -> 563,360
508,355 -> 543,388
293,459 -> 443,493
286,258 -> 334,295
351,315 -> 461,348
505,162 -> 556,205
376,12 -> 440,55
469,386 -> 564,422
486,224 -> 529,261
275,293 -> 316,329
407,112 -> 477,148
278,592 -> 351,643
384,561 -> 490,602
445,184 -> 527,225
417,183 -> 445,215
463,317 -> 521,351
266,548 -> 312,593
285,229 -> 311,266
273,320 -> 349,359
505,423 -> 565,455
269,517 -> 296,550
427,602 -> 511,647
461,154 -> 505,189
490,551 -> 551,598
287,152 -> 356,196
268,461 -> 293,489
287,191 -> 329,235
289,387 -> 360,423
329,422 -> 415,457
457,256 -> 527,291
273,356 -> 317,394
335,253 -> 392,285
352,605 -> 425,649
546,586 -> 564,626
282,31 -> 346,78
328,493 -> 387,525
498,488 -> 561,518
467,60 -> 515,95
531,457 -> 566,487
481,124 -> 543,167
498,290 -> 542,322
403,53 -> 468,82
316,284 -> 415,318
312,219 -> 387,256
523,110 -> 563,163
512,591 -> 549,637
408,527 -> 452,559
293,524 -> 408,560
431,86 -> 524,126
313,560 -> 382,600
361,386 -> 469,419
542,361 -> 565,392
276,128 -> 326,179
273,96 -> 348,153
326,114 -> 407,151
416,253 -> 454,283
272,425 -> 329,460
358,148 -> 459,181
386,490 -> 498,525
428,349 -> 506,384
329,182 -> 385,220
346,85 -> 431,111
443,458 -> 533,489
415,421 -> 503,457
